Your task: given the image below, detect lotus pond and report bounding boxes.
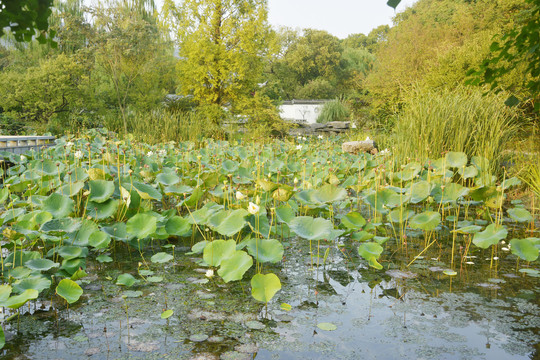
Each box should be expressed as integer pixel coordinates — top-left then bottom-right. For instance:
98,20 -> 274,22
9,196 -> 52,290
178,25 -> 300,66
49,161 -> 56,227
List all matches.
0,129 -> 538,359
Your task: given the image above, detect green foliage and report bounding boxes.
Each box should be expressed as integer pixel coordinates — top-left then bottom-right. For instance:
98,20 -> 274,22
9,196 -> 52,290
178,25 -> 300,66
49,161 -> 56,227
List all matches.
317,99 -> 350,123
391,87 -> 520,172
0,0 -> 55,44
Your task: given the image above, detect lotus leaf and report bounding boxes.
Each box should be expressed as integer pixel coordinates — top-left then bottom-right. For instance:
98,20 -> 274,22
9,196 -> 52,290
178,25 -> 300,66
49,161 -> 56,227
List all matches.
132,181 -> 162,201
0,285 -> 11,302
41,193 -> 74,218
388,208 -> 415,223
203,240 -> 236,267
24,258 -> 59,271
151,252 -> 173,263
218,250 -> 253,282
317,322 -> 337,331
458,166 -> 478,179
126,213 -> 157,239
290,216 -> 333,240
246,238 -> 284,263
313,184 -> 347,203
358,242 -> 384,269
510,238 -> 539,262
407,181 -> 431,204
275,205 -> 295,224
58,246 -> 84,260
365,188 -> 402,213
13,276 -> 51,294
165,216 -> 191,237
432,183 -> 469,204
473,224 -> 508,249
116,273 -> 137,287
161,309 -> 174,319
1,289 -> 39,309
156,172 -> 180,186
68,219 -> 99,247
340,212 -> 366,230
41,218 -> 81,233
452,225 -> 482,234
208,209 -> 248,237
409,211 -> 441,231
96,255 -> 113,263
56,181 -> 84,197
88,231 -> 111,249
445,152 -> 467,168
56,279 -> 83,304
251,273 -> 281,303
508,208 -> 533,222
352,231 -> 375,242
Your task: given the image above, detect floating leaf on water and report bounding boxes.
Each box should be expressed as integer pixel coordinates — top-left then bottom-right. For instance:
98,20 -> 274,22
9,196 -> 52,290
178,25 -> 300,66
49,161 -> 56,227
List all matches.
443,270 -> 457,276
147,276 -> 163,283
189,334 -> 209,342
56,279 -> 83,304
280,303 -> 292,311
116,273 -> 136,287
245,320 -> 265,330
123,290 -> 143,298
161,309 -> 174,319
519,268 -> 540,277
151,252 -> 173,264
317,322 -> 337,331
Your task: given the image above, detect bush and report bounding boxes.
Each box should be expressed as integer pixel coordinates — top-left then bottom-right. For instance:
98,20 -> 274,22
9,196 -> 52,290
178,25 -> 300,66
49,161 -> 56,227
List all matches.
392,86 -> 521,173
317,99 -> 350,123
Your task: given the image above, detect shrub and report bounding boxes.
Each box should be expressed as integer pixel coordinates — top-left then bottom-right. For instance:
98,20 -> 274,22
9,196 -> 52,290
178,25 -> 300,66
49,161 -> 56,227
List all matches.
317,99 -> 350,123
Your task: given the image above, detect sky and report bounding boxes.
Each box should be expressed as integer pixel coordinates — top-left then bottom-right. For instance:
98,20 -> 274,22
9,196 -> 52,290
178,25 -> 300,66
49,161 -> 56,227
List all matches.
151,0 -> 418,39
267,0 -> 418,38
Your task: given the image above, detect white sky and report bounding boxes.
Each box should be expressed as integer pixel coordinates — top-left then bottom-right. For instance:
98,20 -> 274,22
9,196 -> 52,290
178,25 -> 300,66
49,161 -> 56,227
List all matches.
268,0 -> 418,38
152,0 -> 418,39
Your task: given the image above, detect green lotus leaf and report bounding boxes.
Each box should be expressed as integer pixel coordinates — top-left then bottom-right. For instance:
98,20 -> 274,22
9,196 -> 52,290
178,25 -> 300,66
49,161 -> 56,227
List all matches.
187,203 -> 222,225
313,184 -> 347,203
101,222 -> 128,240
164,184 -> 193,196
272,187 -> 294,202
358,242 -> 384,270
508,208 -> 533,223
510,238 -> 539,262
86,199 -> 119,220
7,267 -> 32,280
203,240 -> 236,267
473,224 -> 508,249
71,268 -> 88,281
445,152 -> 467,168
56,279 -> 83,304
61,258 -> 86,276
41,193 -> 74,218
388,208 -> 415,223
56,181 -> 85,197
190,240 -> 209,255
409,211 -> 441,231
13,276 -> 51,294
251,273 -> 281,303
458,166 -> 478,179
519,268 -> 540,277
165,216 -> 191,237
1,289 -> 39,309
340,212 -> 366,230
290,216 -> 333,240
317,322 -> 337,331
222,159 -> 239,173
365,188 -> 402,214
394,162 -> 422,181
41,218 -> 81,233
150,252 -> 173,264
0,285 -> 12,303
88,231 -> 111,249
116,273 -> 137,287
156,172 -> 180,186
88,180 -> 115,203
432,183 -> 469,204
181,186 -> 204,208
352,231 -> 375,242
452,225 -> 482,234
246,238 -> 284,263
126,213 -> 157,239
58,246 -> 85,260
471,156 -> 490,172
407,181 -> 431,204
96,255 -> 113,263
218,250 -> 253,283
63,167 -> 89,183
275,205 -> 295,224
0,324 -> 4,349
501,177 -> 521,190
161,309 -> 174,319
0,188 -> 7,205
38,160 -> 59,176
25,258 -> 59,271
208,209 -> 248,237
132,181 -> 162,201
257,179 -> 278,192
67,219 -> 99,247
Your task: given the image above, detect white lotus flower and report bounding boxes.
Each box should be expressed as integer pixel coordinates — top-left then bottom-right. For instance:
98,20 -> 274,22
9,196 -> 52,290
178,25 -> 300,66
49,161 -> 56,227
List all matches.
380,148 -> 390,155
302,137 -> 307,141
147,151 -> 154,157
20,155 -> 27,162
205,269 -> 214,278
74,150 -> 83,159
236,191 -> 246,200
248,202 -> 260,215
158,149 -> 167,157
296,145 -> 302,150
293,177 -> 299,184
318,135 -> 323,139
66,141 -> 74,147
365,136 -> 371,141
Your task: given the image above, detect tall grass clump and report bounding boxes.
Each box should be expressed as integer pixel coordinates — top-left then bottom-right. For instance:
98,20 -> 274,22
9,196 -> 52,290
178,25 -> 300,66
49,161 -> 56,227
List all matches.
128,109 -> 224,144
392,86 -> 521,172
317,99 -> 350,123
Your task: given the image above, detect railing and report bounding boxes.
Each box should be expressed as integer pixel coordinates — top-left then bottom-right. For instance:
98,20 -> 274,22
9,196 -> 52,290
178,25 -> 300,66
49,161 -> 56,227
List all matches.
0,136 -> 56,155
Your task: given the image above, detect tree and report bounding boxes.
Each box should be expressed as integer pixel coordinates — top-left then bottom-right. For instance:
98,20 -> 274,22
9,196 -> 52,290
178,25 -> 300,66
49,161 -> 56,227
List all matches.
171,0 -> 275,123
0,0 -> 55,44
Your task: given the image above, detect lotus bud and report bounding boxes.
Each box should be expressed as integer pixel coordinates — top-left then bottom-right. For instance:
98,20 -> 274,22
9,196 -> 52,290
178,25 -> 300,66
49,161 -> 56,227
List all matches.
294,177 -> 299,185
236,191 -> 246,200
248,202 -> 260,215
205,269 -> 214,278
255,195 -> 260,205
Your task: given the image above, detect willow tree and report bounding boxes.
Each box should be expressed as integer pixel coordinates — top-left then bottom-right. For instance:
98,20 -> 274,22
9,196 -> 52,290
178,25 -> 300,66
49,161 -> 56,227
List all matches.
171,0 -> 275,124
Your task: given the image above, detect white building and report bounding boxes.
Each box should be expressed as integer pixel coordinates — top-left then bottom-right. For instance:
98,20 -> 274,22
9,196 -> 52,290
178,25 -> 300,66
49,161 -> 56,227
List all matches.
278,100 -> 329,124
